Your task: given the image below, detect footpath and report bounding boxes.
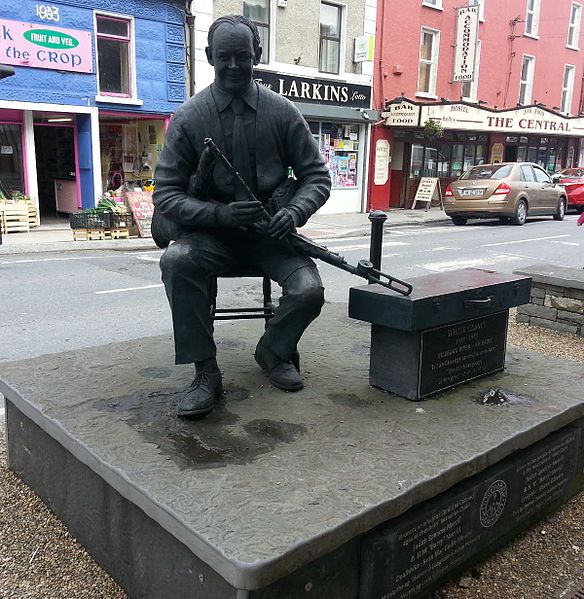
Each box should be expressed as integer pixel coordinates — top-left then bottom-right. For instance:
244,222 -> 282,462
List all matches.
0,207 -> 450,255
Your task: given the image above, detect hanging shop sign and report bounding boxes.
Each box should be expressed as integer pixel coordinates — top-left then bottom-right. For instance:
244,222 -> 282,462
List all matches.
419,103 -> 584,136
253,69 -> 371,109
452,6 -> 479,82
381,101 -> 420,127
0,19 -> 93,73
354,34 -> 375,63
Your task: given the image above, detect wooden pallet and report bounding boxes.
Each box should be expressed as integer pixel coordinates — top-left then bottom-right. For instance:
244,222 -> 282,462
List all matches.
106,228 -> 130,239
72,228 -> 106,241
27,203 -> 39,228
0,205 -> 30,234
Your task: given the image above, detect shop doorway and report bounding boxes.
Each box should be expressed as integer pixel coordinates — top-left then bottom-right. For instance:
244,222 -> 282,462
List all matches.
503,145 -> 518,162
33,117 -> 78,219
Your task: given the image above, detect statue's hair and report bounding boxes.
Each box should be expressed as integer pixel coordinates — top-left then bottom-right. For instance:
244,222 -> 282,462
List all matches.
207,15 -> 261,54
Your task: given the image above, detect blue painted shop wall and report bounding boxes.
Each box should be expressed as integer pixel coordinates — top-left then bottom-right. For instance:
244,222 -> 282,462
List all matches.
0,0 -> 186,113
76,114 -> 94,209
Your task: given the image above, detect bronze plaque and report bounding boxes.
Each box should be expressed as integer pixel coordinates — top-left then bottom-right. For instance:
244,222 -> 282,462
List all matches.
419,311 -> 508,397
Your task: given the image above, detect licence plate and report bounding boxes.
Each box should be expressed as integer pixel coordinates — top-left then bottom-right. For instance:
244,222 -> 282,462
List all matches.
460,188 -> 485,197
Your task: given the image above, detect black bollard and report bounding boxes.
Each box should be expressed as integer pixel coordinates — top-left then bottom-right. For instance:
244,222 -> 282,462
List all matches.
368,210 -> 387,274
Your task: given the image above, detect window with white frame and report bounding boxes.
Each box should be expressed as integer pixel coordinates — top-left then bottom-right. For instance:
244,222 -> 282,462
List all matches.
524,0 -> 540,37
95,13 -> 134,97
319,2 -> 342,74
243,0 -> 270,63
469,0 -> 485,21
561,64 -> 576,113
518,54 -> 535,105
422,0 -> 443,9
461,40 -> 482,101
567,2 -> 582,48
417,28 -> 440,96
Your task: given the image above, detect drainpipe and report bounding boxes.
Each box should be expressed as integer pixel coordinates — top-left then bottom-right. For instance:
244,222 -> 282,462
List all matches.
185,1 -> 196,97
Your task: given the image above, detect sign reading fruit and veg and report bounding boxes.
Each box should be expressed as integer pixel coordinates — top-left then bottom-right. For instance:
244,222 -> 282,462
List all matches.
0,19 -> 93,73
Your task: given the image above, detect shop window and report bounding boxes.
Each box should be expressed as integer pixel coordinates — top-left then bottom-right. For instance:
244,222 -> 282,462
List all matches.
99,116 -> 165,193
317,122 -> 359,188
319,2 -> 342,74
95,14 -> 134,97
0,124 -> 24,194
524,0 -> 540,37
561,64 -> 576,114
567,2 -> 582,49
417,28 -> 440,97
518,54 -> 535,105
243,0 -> 270,63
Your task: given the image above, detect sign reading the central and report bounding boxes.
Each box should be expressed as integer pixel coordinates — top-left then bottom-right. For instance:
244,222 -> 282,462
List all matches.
253,69 -> 371,109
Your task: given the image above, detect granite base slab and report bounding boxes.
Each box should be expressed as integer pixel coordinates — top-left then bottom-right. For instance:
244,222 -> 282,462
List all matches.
1,303 -> 583,598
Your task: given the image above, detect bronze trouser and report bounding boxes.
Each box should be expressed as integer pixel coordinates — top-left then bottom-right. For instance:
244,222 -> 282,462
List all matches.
159,229 -> 324,364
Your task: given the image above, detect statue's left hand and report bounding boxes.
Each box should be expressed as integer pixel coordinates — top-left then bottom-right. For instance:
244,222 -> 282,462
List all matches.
268,208 -> 297,239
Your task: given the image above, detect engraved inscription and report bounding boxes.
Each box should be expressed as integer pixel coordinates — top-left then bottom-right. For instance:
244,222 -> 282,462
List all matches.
361,425 -> 581,599
419,311 -> 508,397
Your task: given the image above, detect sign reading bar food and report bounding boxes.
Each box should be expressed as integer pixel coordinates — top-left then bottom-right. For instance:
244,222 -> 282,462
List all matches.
0,19 -> 93,73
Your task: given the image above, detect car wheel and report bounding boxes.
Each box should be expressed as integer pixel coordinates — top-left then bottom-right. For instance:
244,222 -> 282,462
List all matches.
553,197 -> 566,221
512,200 -> 527,225
451,216 -> 467,226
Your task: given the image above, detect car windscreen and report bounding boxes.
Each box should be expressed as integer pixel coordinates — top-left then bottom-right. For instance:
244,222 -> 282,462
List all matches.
461,165 -> 513,180
560,169 -> 584,178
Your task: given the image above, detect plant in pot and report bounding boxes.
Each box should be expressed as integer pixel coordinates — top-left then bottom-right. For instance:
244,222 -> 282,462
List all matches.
423,119 -> 444,140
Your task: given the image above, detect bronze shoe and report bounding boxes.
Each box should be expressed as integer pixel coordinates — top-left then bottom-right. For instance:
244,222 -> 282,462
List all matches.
177,371 -> 223,417
254,343 -> 303,391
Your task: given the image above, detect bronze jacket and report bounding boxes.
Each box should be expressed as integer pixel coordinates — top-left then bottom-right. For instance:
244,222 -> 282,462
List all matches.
152,82 -> 331,240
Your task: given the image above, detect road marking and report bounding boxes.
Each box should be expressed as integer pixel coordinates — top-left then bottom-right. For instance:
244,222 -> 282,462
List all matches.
1,255 -> 117,265
551,241 -> 580,246
131,255 -> 160,262
96,284 -> 164,294
481,235 -> 570,247
424,254 -> 519,272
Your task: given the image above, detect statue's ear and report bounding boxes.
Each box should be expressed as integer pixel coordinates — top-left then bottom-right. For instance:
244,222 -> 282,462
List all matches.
205,46 -> 213,66
253,46 -> 262,65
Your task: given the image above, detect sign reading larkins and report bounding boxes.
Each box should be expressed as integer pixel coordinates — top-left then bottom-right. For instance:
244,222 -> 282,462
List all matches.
0,19 -> 93,73
253,69 -> 371,109
420,103 -> 584,136
453,6 -> 479,83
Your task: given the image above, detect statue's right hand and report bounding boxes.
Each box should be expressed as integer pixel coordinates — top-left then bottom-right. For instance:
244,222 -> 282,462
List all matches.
215,201 -> 265,227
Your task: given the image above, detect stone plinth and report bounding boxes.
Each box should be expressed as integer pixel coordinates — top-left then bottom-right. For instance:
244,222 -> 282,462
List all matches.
0,304 -> 582,599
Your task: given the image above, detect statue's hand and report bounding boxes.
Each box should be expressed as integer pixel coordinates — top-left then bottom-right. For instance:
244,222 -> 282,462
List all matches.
215,201 -> 265,227
268,208 -> 297,239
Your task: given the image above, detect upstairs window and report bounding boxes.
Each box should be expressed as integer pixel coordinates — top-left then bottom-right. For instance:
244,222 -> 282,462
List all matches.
461,40 -> 482,101
243,0 -> 270,63
417,28 -> 440,97
567,2 -> 582,49
518,54 -> 535,105
95,14 -> 133,97
524,0 -> 540,37
561,64 -> 576,113
469,0 -> 485,21
422,0 -> 443,8
319,2 -> 342,74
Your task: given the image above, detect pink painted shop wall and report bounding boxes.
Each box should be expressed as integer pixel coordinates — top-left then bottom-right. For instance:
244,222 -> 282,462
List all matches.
374,0 -> 584,113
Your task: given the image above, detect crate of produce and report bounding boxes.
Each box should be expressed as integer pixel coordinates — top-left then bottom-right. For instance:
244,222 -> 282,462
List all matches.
104,212 -> 133,229
70,212 -> 108,229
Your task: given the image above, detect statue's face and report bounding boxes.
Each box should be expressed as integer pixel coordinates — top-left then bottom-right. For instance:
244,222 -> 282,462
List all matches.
206,23 -> 260,96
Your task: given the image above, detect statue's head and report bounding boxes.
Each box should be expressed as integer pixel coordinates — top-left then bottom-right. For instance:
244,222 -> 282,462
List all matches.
205,15 -> 262,96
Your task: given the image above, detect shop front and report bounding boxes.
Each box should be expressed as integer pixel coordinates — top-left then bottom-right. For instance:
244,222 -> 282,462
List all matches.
369,98 -> 583,210
0,1 -> 185,227
253,69 -> 375,214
